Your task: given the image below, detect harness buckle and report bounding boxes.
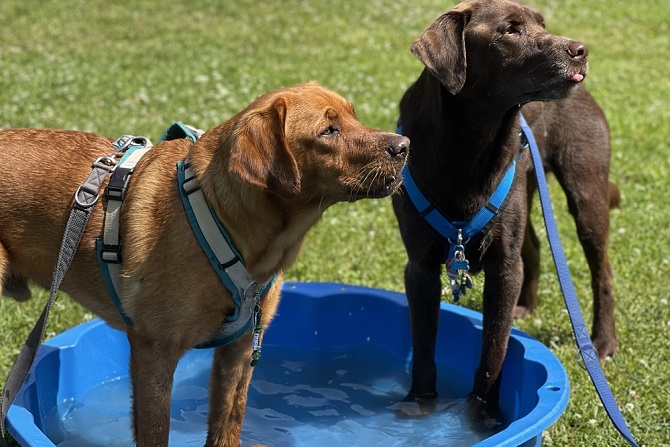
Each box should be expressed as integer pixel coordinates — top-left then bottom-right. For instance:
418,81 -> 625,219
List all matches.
100,242 -> 122,264
105,166 -> 133,201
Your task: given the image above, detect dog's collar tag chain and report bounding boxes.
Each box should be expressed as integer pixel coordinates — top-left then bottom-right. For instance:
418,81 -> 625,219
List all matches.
445,229 -> 473,301
250,287 -> 264,366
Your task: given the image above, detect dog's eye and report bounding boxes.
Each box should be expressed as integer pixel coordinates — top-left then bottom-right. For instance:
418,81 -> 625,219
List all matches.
503,23 -> 520,35
320,124 -> 340,137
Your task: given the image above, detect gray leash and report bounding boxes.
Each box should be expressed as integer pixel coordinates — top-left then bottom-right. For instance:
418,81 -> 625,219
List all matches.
0,155 -> 116,446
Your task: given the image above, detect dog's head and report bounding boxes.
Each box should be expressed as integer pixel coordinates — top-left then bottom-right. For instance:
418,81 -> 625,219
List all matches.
227,82 -> 409,204
412,0 -> 588,103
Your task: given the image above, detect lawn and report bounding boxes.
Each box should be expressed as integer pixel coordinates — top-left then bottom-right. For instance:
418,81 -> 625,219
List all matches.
1,0 -> 669,446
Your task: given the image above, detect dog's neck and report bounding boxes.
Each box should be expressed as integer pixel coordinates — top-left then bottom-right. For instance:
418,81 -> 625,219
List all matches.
400,69 -> 522,218
186,127 -> 324,283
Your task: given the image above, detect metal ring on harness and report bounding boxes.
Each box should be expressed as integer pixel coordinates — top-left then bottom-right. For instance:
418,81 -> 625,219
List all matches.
74,156 -> 116,209
113,136 -> 151,153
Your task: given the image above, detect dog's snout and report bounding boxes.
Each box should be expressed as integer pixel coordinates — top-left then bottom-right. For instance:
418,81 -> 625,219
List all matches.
387,136 -> 410,157
567,40 -> 588,59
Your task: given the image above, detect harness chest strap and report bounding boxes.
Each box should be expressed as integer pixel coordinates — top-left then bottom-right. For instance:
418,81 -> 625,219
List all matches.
176,157 -> 277,348
400,159 -> 517,245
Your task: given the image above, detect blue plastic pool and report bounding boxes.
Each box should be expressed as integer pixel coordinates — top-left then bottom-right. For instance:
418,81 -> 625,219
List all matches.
6,282 -> 568,446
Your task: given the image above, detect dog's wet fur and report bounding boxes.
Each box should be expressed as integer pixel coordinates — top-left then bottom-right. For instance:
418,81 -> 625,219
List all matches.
393,0 -> 618,417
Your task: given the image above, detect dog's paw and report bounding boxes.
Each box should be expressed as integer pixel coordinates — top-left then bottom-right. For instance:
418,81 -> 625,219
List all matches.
513,305 -> 531,319
390,393 -> 438,418
592,336 -> 619,361
464,395 -> 502,433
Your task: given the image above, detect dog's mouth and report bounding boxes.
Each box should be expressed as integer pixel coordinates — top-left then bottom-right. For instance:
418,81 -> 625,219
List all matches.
370,174 -> 404,198
569,72 -> 585,82
568,66 -> 587,83
525,64 -> 587,102
348,172 -> 404,201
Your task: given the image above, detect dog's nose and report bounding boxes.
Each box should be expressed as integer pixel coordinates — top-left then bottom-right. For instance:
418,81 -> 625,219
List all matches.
567,40 -> 588,59
387,135 -> 410,157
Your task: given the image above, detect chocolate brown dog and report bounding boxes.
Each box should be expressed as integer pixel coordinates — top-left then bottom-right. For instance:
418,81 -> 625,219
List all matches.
0,82 -> 409,446
393,0 -> 617,412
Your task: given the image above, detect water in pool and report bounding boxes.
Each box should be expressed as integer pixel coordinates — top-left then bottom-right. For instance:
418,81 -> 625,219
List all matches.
43,345 -> 502,446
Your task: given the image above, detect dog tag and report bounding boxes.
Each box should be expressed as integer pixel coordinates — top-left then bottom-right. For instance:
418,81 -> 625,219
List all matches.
446,265 -> 461,301
446,240 -> 474,302
250,303 -> 263,366
449,258 -> 470,271
459,271 -> 473,297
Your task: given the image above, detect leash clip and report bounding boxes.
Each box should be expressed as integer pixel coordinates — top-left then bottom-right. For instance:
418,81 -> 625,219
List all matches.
92,156 -> 117,169
74,156 -> 117,209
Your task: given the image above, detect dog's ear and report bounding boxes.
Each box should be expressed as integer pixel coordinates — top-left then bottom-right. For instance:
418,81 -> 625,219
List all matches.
411,10 -> 470,95
229,97 -> 301,198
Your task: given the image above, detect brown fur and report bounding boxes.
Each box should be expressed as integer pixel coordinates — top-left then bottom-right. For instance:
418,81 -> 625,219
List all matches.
0,81 -> 409,447
392,0 -> 617,415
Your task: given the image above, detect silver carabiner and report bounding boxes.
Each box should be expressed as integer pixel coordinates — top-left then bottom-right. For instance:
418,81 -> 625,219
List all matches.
113,135 -> 150,154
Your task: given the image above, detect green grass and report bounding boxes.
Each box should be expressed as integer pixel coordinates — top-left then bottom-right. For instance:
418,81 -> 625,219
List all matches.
1,0 -> 669,446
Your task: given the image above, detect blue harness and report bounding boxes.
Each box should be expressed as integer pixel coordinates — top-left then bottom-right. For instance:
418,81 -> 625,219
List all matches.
97,123 -> 276,358
397,120 -> 526,301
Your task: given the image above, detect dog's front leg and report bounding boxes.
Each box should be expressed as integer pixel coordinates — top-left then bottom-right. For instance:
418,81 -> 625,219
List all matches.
205,336 -> 254,447
127,329 -> 185,447
404,256 -> 443,403
473,258 -> 523,410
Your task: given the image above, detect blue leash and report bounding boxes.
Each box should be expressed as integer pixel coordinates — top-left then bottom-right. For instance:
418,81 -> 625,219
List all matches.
520,113 -> 639,447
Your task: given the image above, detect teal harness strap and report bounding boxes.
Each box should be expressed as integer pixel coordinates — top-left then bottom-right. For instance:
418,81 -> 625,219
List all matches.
97,135 -> 154,326
168,121 -> 277,350
98,122 -> 276,354
176,159 -> 277,349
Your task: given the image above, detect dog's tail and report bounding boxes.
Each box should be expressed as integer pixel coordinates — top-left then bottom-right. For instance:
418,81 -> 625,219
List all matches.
608,181 -> 621,209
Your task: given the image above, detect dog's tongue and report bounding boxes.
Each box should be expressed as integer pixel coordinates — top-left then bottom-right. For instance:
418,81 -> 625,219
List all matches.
571,73 -> 584,82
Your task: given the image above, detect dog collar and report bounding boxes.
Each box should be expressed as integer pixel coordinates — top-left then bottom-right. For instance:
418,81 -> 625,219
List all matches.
397,119 -> 522,301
